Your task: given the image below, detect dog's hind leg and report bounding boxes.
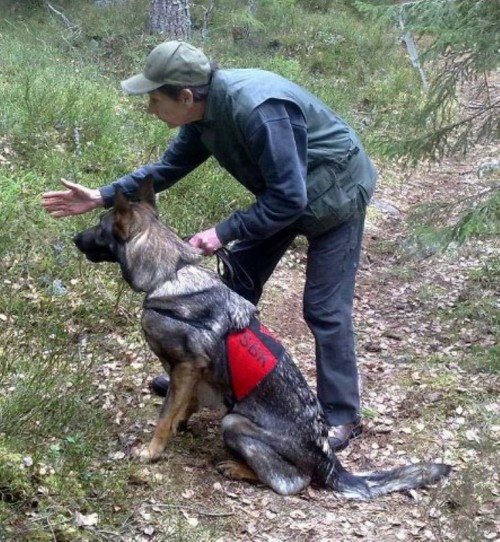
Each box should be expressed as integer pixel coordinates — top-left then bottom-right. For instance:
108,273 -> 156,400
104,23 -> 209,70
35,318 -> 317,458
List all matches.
220,413 -> 311,495
139,362 -> 200,462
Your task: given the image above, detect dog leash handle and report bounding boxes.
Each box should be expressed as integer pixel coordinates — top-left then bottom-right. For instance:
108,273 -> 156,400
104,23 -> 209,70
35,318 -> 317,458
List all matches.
215,247 -> 255,291
181,234 -> 254,291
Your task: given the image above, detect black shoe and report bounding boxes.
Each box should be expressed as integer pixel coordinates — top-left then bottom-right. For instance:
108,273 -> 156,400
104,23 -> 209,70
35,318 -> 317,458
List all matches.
150,374 -> 170,397
328,419 -> 363,452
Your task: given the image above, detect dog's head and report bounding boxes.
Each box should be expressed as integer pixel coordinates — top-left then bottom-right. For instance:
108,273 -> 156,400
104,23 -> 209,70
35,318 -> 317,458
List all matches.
73,212 -> 120,263
73,176 -> 157,264
73,175 -> 202,292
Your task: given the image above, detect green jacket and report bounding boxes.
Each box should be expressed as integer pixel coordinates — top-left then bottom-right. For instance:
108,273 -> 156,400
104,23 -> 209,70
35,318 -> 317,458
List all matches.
102,69 -> 378,240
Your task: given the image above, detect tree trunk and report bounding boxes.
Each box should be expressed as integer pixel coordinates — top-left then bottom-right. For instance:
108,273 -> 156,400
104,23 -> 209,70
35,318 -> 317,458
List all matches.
149,0 -> 191,39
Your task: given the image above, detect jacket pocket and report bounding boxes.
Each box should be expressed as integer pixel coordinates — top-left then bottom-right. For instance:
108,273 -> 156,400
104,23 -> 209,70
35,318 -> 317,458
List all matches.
297,162 -> 365,237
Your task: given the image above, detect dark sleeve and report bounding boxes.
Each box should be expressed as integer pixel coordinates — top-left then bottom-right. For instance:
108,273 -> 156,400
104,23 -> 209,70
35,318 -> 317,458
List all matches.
99,124 -> 210,207
215,100 -> 308,244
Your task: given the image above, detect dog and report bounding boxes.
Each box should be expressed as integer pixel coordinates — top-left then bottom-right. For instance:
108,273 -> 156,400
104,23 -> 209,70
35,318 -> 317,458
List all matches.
73,176 -> 450,498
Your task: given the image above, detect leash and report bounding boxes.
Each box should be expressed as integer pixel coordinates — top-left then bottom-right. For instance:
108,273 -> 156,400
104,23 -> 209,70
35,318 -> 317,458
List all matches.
214,247 -> 255,291
181,235 -> 254,291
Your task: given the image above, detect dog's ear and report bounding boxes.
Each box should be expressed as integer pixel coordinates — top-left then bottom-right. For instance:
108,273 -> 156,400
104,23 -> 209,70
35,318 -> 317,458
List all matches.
114,186 -> 132,239
137,175 -> 157,210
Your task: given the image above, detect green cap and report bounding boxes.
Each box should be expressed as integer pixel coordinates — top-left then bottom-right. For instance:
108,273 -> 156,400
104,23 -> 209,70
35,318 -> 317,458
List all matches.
121,41 -> 211,95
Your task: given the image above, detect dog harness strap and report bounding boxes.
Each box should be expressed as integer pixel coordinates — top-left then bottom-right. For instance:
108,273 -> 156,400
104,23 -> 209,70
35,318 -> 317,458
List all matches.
226,318 -> 282,401
143,304 -> 213,331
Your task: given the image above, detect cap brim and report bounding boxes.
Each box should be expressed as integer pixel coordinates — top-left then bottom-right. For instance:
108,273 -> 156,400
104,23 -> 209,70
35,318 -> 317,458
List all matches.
120,73 -> 162,95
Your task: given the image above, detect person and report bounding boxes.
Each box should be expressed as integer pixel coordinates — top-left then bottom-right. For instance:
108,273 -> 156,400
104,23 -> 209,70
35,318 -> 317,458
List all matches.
42,40 -> 378,452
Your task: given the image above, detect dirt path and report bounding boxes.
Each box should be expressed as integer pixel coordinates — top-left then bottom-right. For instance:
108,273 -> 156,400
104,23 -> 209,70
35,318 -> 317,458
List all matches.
103,144 -> 498,542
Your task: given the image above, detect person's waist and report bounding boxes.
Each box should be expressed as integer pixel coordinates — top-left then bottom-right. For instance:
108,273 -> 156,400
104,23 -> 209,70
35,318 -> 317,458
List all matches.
309,145 -> 361,174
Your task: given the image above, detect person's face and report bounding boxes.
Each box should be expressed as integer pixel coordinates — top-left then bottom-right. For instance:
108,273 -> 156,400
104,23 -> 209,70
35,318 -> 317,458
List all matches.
147,89 -> 202,128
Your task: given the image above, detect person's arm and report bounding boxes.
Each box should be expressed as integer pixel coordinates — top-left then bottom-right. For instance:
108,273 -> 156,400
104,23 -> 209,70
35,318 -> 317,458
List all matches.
99,123 -> 210,207
42,124 -> 211,218
215,100 -> 309,245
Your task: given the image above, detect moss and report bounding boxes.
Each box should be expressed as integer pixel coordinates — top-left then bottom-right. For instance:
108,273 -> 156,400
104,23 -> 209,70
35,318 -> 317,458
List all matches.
0,445 -> 34,503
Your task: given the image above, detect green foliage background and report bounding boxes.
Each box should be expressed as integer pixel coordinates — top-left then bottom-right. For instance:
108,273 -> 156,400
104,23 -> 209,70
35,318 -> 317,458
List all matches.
357,0 -> 500,161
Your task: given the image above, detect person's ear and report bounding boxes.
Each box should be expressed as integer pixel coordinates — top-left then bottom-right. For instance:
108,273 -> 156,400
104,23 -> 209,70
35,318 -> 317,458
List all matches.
179,89 -> 194,107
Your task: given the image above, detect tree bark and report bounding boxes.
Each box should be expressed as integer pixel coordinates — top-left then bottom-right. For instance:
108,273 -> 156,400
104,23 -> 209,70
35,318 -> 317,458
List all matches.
149,0 -> 191,39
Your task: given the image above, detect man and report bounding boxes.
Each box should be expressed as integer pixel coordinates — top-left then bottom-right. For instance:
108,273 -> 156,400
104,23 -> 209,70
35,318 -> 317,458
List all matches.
43,40 -> 377,451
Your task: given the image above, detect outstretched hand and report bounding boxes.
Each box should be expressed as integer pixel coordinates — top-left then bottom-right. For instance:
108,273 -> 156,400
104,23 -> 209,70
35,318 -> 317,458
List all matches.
42,178 -> 104,218
188,227 -> 223,256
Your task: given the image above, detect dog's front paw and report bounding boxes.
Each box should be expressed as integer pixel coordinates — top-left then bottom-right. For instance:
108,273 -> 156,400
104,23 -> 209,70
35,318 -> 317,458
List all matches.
132,443 -> 163,463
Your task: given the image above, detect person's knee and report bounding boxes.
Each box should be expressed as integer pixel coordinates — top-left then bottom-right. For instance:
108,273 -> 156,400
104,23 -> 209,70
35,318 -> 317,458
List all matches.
303,296 -> 352,326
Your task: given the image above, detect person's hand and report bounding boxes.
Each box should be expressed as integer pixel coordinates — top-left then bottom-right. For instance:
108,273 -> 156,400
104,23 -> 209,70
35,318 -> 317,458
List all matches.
42,178 -> 104,218
188,227 -> 223,255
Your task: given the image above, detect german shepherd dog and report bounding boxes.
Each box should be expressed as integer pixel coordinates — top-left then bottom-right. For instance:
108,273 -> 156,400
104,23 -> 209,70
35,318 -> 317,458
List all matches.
73,177 -> 450,499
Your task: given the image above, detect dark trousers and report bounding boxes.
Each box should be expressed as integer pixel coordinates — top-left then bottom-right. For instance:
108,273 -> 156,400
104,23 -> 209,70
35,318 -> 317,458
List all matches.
224,213 -> 366,426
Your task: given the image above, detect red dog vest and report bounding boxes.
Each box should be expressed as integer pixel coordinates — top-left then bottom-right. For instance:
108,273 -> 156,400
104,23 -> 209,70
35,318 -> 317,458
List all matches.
226,319 -> 283,401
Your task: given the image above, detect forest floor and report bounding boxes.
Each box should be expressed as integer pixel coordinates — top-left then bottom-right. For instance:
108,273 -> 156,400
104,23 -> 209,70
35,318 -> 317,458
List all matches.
88,137 -> 499,542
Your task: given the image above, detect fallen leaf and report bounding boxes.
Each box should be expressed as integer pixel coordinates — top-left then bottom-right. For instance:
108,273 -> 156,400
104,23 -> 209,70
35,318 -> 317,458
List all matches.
74,512 -> 98,527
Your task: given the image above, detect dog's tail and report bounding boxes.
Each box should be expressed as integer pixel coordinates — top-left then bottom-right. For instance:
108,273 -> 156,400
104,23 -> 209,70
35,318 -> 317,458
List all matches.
331,462 -> 451,500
